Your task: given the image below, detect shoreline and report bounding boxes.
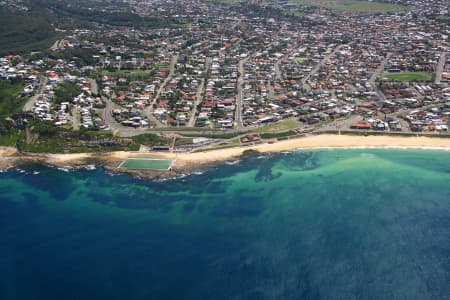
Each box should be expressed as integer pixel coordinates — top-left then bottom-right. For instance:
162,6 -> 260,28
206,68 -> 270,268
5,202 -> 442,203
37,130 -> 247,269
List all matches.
2,134 -> 450,177
152,134 -> 450,172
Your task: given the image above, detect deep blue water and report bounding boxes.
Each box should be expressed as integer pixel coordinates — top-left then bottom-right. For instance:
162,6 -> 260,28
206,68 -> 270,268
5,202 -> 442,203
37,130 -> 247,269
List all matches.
1,149 -> 450,299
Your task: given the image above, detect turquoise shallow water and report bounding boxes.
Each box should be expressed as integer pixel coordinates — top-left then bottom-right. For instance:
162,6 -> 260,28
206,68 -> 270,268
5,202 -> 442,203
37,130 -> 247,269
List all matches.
1,149 -> 450,299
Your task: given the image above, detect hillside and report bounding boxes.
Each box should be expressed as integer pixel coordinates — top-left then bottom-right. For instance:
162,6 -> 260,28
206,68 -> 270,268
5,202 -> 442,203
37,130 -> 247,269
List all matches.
0,8 -> 57,55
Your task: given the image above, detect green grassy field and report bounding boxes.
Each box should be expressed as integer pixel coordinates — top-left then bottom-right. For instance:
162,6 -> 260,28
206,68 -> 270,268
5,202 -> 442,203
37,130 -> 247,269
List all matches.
155,63 -> 170,68
260,130 -> 298,139
383,72 -> 433,82
292,0 -> 409,13
294,57 -> 308,63
254,120 -> 300,134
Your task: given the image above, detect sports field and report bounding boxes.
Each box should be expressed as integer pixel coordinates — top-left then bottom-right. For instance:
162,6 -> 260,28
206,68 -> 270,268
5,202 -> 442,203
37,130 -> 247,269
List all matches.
383,72 -> 433,82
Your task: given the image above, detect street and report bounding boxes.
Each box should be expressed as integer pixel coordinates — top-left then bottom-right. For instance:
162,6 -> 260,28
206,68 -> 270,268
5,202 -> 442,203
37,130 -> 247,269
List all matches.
188,57 -> 211,127
301,44 -> 346,91
435,51 -> 446,85
72,105 -> 79,131
144,54 -> 179,128
368,52 -> 392,101
23,75 -> 47,112
235,57 -> 248,131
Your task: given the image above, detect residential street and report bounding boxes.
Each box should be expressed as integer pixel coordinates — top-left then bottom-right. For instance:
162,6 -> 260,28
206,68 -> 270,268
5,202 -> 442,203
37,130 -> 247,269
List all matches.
301,44 -> 346,91
235,57 -> 248,131
188,57 -> 211,127
368,52 -> 392,101
23,75 -> 46,112
72,105 -> 79,131
435,51 -> 446,85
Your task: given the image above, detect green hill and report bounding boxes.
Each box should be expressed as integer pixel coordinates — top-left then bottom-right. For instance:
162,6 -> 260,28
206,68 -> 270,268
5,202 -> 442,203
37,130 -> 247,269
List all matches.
0,8 -> 57,55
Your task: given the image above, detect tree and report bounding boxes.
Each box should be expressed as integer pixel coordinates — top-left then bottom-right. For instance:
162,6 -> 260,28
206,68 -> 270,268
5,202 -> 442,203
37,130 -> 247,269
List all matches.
54,82 -> 82,104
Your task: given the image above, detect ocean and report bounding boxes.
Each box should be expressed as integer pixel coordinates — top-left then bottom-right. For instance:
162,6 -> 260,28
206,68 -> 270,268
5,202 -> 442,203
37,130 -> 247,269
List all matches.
1,149 -> 450,300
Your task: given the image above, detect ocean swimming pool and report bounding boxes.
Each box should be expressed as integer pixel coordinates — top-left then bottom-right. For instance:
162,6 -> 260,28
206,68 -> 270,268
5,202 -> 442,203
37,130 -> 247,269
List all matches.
119,158 -> 173,170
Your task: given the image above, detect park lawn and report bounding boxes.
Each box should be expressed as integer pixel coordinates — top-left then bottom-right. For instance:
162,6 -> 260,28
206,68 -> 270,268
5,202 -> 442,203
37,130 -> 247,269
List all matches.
254,120 -> 300,134
383,72 -> 433,82
293,0 -> 409,13
155,63 -> 171,68
294,57 -> 308,63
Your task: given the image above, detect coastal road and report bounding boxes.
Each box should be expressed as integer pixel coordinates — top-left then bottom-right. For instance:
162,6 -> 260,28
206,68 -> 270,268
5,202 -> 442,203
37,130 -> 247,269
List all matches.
301,44 -> 346,91
188,57 -> 211,127
23,75 -> 46,112
434,51 -> 446,85
235,57 -> 248,131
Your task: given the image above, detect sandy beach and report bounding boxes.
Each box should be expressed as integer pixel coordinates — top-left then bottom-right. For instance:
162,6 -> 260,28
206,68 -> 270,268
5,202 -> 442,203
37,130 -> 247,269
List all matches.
165,134 -> 450,169
2,134 -> 450,173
